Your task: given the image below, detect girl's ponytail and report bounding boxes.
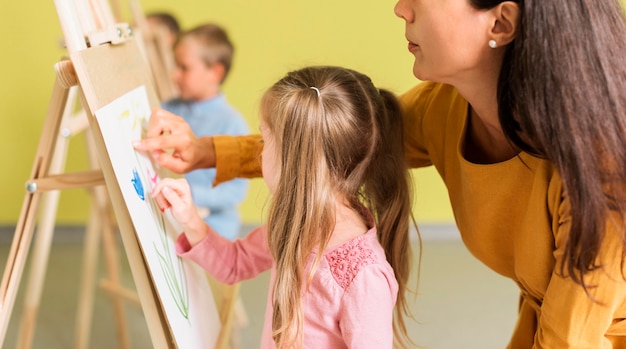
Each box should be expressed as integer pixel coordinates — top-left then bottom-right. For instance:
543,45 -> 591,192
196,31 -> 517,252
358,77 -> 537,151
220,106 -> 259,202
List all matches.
364,88 -> 417,348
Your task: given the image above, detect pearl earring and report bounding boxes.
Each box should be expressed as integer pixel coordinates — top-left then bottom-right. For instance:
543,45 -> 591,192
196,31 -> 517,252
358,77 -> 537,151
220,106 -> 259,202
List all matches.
489,40 -> 497,48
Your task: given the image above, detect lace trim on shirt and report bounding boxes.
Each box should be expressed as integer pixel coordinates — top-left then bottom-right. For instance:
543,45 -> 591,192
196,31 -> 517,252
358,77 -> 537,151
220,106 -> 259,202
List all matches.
325,235 -> 377,289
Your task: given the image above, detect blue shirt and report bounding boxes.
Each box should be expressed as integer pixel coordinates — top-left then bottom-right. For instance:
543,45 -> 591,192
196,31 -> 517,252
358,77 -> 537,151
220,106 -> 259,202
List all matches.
162,94 -> 249,240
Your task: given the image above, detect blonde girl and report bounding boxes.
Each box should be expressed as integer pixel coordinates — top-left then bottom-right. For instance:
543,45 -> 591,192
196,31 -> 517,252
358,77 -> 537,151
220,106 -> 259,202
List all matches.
153,66 -> 415,348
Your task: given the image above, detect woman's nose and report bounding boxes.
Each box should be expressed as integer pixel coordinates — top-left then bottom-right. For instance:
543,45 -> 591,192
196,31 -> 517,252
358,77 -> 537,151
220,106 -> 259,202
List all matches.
394,0 -> 411,22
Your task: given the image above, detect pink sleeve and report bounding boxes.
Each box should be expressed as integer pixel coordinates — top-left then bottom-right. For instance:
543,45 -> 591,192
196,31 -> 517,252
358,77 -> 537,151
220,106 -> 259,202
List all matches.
175,225 -> 273,285
338,264 -> 398,348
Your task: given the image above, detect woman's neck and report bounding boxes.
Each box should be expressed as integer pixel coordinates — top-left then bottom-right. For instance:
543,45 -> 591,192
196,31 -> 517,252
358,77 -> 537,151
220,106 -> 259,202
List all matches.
464,106 -> 519,163
455,75 -> 518,163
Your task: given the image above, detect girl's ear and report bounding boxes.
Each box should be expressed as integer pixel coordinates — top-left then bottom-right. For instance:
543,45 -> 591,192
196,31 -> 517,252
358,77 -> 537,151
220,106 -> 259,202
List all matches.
489,1 -> 520,47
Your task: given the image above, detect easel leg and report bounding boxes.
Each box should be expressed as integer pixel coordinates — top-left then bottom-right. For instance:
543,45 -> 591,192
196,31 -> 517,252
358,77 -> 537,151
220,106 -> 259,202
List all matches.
74,193 -> 134,349
210,279 -> 242,349
15,190 -> 64,349
230,296 -> 249,349
73,198 -> 102,349
14,84 -> 78,349
74,129 -> 132,349
0,72 -> 71,347
98,205 -> 133,349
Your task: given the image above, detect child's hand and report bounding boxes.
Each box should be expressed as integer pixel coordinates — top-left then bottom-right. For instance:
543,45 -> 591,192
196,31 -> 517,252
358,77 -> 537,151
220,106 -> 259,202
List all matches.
152,178 -> 206,242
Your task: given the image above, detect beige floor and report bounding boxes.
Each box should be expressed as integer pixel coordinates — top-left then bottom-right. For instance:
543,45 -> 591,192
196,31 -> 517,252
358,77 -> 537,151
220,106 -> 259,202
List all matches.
0,225 -> 519,348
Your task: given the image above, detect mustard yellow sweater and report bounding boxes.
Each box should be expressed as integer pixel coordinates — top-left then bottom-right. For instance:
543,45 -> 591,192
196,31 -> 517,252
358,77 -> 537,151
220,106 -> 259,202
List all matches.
213,81 -> 626,348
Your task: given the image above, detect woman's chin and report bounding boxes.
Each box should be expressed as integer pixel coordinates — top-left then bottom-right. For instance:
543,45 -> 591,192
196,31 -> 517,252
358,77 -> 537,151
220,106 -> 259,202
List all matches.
412,66 -> 427,82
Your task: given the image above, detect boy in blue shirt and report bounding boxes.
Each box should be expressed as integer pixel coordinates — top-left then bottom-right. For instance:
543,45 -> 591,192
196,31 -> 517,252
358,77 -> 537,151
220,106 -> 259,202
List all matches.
162,23 -> 249,241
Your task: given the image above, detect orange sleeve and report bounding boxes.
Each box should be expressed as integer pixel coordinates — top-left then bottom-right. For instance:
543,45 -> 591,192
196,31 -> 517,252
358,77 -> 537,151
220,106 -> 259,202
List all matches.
213,134 -> 263,185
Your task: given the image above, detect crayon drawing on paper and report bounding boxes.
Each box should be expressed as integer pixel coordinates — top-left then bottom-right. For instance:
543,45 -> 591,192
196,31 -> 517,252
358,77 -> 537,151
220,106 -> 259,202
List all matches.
95,85 -> 220,348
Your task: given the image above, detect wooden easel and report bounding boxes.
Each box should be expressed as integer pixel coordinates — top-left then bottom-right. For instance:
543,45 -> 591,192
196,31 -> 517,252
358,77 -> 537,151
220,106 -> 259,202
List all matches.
7,66 -> 138,349
0,4 -> 170,349
0,0 -> 147,347
129,0 -> 178,102
0,0 -> 211,348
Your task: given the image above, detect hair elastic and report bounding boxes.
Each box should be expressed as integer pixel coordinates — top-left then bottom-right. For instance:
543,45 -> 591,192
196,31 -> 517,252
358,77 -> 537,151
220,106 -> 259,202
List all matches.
310,86 -> 321,97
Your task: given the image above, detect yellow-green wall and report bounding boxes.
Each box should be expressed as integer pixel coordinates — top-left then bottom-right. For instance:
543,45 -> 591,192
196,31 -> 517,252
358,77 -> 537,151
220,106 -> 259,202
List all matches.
0,0 -> 453,226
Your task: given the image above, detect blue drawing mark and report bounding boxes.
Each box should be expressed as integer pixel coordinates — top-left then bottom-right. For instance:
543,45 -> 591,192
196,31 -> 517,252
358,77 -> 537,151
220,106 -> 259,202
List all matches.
131,167 -> 145,200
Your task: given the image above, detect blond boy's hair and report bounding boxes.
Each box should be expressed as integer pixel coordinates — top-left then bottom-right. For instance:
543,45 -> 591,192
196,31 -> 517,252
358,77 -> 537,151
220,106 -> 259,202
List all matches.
177,23 -> 234,83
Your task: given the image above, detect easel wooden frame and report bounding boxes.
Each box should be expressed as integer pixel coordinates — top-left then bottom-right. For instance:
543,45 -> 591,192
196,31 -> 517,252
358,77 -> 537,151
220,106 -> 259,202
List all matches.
0,0 -> 149,346
0,0 -> 178,347
129,0 -> 178,102
0,60 -> 141,349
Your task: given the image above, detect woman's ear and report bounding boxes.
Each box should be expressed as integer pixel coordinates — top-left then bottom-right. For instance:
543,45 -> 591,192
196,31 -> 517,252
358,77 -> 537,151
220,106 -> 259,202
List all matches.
489,1 -> 520,47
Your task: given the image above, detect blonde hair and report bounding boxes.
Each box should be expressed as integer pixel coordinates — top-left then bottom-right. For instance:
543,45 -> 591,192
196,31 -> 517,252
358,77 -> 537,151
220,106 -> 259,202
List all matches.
176,23 -> 234,83
261,66 -> 416,348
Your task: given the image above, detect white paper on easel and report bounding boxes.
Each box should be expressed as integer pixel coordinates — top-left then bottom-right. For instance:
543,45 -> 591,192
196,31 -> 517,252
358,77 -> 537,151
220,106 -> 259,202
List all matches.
95,85 -> 220,348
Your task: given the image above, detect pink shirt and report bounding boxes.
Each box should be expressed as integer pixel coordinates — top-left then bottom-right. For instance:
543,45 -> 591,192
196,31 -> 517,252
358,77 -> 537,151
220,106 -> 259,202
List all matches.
176,224 -> 398,348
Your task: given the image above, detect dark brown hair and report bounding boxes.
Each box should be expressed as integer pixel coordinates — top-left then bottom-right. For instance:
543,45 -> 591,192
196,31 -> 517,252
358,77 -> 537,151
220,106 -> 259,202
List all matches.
473,0 -> 626,290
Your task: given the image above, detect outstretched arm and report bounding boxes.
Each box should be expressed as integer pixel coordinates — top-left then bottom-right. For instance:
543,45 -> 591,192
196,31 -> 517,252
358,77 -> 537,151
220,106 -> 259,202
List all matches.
133,108 -> 217,174
212,134 -> 263,185
134,108 -> 263,183
152,177 -> 272,283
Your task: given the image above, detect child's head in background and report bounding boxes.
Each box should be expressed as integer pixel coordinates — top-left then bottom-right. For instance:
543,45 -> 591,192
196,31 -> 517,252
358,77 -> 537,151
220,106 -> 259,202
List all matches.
146,12 -> 180,48
259,66 -> 414,348
173,23 -> 234,102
